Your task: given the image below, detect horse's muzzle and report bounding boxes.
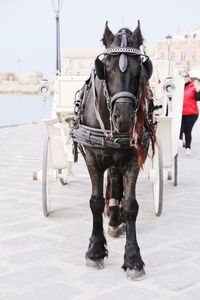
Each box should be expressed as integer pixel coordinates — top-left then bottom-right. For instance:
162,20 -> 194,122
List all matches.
111,91 -> 137,133
112,104 -> 135,134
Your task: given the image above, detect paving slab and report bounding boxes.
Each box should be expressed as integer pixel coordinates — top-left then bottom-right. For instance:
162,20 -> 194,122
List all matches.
0,120 -> 200,299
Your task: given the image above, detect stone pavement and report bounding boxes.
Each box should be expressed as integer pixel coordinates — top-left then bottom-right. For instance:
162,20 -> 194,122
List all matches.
0,120 -> 200,300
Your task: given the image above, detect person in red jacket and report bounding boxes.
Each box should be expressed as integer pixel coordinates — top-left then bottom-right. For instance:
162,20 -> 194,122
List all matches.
179,71 -> 200,155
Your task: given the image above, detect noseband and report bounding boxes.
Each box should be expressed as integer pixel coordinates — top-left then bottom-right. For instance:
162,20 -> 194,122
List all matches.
111,91 -> 137,108
111,91 -> 136,103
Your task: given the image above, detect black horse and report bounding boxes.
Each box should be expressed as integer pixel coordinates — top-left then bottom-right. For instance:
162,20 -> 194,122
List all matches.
71,21 -> 156,279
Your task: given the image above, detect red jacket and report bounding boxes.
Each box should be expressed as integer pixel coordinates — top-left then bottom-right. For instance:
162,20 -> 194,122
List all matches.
182,81 -> 199,115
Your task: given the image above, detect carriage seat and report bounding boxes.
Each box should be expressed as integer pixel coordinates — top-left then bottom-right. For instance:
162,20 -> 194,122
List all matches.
52,74 -> 89,122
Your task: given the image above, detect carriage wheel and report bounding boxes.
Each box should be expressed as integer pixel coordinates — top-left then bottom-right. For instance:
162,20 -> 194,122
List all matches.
58,169 -> 68,185
73,141 -> 78,163
151,140 -> 163,216
173,154 -> 178,186
167,154 -> 178,186
42,137 -> 51,217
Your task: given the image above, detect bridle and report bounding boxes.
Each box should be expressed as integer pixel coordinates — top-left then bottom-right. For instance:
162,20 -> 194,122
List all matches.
93,46 -> 149,137
71,30 -> 154,154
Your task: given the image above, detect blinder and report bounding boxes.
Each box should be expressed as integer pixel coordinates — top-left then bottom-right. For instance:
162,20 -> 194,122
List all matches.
95,56 -> 105,80
142,57 -> 153,79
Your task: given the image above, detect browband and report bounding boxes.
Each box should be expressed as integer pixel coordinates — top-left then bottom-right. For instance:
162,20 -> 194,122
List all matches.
96,47 -> 149,61
105,47 -> 142,55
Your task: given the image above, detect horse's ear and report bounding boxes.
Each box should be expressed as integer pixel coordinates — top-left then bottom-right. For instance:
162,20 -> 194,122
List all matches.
95,57 -> 105,80
132,20 -> 143,47
102,21 -> 115,47
143,58 -> 153,79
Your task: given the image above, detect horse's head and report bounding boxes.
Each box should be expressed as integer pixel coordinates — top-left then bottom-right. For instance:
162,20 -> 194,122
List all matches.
95,21 -> 153,134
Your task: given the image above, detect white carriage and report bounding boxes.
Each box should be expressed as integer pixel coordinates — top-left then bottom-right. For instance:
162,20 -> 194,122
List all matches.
37,49 -> 102,216
149,60 -> 184,216
35,50 -> 184,218
41,75 -> 86,216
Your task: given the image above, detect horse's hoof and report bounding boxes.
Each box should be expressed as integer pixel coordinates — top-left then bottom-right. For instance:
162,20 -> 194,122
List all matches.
108,223 -> 126,238
108,225 -> 121,238
126,267 -> 146,281
120,223 -> 126,233
85,258 -> 104,269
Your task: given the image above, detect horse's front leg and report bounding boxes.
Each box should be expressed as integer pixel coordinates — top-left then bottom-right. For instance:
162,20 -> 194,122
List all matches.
85,152 -> 108,269
106,166 -> 125,238
122,166 -> 145,280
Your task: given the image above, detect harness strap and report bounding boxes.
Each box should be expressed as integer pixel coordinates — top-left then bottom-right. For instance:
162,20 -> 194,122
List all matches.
71,125 -> 131,150
70,124 -> 150,150
91,69 -> 110,139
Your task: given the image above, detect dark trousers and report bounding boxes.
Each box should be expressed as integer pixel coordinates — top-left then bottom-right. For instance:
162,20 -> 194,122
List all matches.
179,114 -> 198,149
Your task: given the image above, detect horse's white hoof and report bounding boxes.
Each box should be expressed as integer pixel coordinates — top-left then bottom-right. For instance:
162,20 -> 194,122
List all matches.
86,258 -> 104,269
126,267 -> 146,280
108,223 -> 126,238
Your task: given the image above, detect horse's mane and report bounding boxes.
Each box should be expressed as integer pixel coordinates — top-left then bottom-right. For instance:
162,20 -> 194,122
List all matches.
135,70 -> 156,166
116,27 -> 144,48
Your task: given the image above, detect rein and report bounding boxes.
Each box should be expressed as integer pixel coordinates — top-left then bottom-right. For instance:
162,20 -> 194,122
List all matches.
91,68 -> 110,139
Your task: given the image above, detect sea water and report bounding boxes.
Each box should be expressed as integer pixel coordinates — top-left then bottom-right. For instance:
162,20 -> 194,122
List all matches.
0,95 -> 52,127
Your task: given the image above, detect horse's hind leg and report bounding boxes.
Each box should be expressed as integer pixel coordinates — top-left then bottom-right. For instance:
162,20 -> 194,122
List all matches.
85,156 -> 108,269
106,167 -> 125,237
122,167 -> 145,280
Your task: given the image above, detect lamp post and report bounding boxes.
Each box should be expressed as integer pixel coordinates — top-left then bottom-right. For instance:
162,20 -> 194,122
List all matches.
17,59 -> 21,73
52,0 -> 63,76
166,35 -> 172,76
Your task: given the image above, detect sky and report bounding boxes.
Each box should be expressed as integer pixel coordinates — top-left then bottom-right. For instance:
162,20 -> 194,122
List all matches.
0,0 -> 200,80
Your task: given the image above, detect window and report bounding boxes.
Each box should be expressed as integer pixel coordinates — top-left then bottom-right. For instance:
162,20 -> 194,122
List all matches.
160,52 -> 166,60
171,52 -> 175,61
180,52 -> 186,61
181,50 -> 196,62
191,52 -> 196,61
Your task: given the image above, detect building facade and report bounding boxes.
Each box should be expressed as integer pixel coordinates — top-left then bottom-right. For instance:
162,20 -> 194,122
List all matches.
155,27 -> 200,76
